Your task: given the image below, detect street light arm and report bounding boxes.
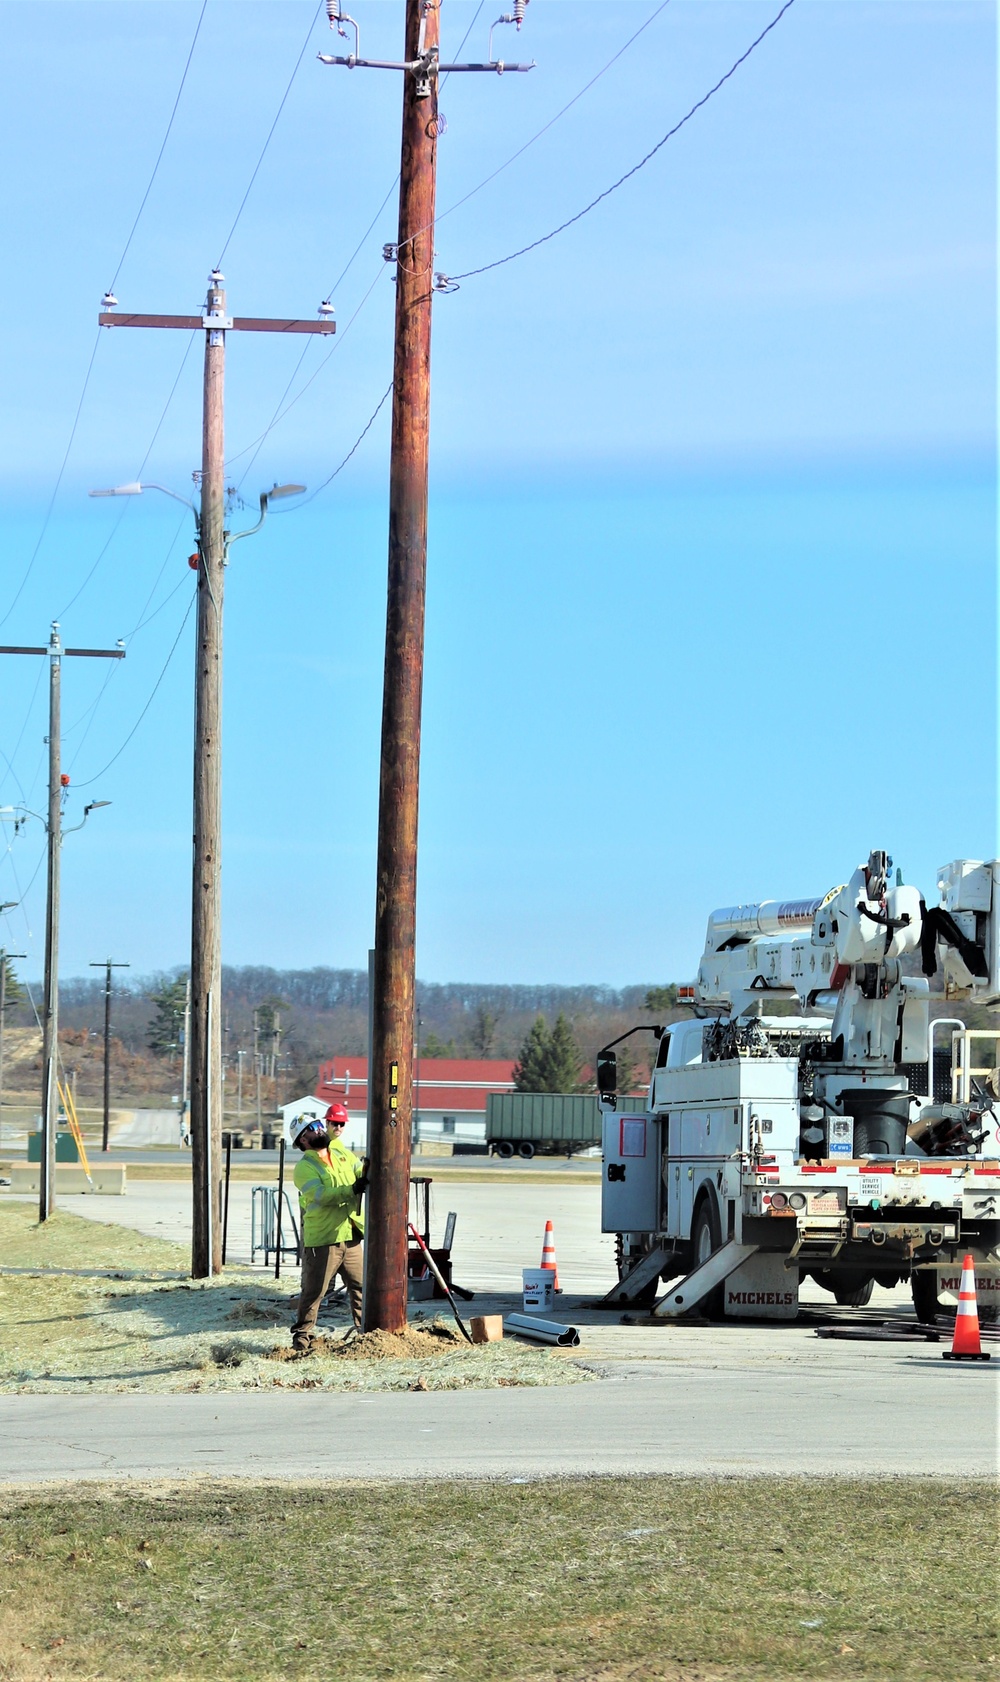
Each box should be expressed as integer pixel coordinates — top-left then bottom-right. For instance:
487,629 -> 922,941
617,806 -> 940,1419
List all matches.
225,492 -> 269,550
62,801 -> 111,837
144,483 -> 200,516
89,481 -> 200,521
226,483 -> 305,551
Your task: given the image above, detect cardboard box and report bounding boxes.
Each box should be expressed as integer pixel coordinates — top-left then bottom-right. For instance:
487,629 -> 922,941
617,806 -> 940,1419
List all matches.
470,1314 -> 503,1344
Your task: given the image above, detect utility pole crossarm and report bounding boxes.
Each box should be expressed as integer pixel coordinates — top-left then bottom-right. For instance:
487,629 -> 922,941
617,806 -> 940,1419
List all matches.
99,313 -> 335,336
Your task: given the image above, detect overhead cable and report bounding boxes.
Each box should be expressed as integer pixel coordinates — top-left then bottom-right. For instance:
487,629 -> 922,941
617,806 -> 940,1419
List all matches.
1,4 -> 207,633
216,0 -> 325,268
0,328 -> 104,630
221,2 -> 484,485
226,264 -> 386,475
293,381 -> 394,509
107,0 -> 209,293
450,0 -> 798,281
436,0 -> 671,231
73,589 -> 197,789
57,333 -> 198,619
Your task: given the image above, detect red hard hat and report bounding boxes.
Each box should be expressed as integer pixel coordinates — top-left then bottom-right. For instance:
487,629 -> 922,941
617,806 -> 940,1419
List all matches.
324,1101 -> 349,1126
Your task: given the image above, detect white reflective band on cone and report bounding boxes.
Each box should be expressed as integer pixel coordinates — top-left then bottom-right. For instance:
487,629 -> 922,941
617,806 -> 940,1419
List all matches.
505,1313 -> 580,1346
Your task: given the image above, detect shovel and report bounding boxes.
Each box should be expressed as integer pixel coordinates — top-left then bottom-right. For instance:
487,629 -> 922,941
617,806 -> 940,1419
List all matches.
408,1222 -> 473,1343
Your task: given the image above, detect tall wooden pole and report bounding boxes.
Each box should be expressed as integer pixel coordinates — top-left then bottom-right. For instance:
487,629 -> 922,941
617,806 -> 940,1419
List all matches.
190,280 -> 226,1277
39,624 -> 61,1221
0,947 -> 24,1149
364,0 -> 440,1333
91,957 -> 128,1151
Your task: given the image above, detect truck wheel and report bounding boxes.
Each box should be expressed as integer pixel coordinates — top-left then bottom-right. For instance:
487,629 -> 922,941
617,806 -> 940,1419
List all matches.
911,1268 -> 943,1325
690,1195 -> 724,1319
833,1277 -> 874,1308
495,1141 -> 515,1160
518,1141 -> 536,1160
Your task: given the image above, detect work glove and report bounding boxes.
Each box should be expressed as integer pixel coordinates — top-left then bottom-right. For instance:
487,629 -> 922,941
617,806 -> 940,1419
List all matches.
355,1174 -> 369,1195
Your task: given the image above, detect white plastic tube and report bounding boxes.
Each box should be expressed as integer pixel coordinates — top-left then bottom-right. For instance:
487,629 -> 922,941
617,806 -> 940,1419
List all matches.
505,1313 -> 580,1347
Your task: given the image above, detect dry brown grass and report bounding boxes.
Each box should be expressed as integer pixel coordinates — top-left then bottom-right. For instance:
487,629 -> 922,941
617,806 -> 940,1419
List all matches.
0,1478 -> 992,1681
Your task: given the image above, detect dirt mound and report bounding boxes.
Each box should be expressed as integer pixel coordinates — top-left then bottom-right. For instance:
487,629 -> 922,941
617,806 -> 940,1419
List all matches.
269,1322 -> 462,1364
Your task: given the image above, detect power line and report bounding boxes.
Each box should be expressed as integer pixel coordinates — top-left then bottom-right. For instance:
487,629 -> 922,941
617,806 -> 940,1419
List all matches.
450,0 -> 798,282
73,588 -> 197,789
57,333 -> 198,619
436,0 -> 671,232
0,328 -> 104,631
228,263 -> 386,482
293,381 -> 394,509
216,0 -> 324,268
107,0 -> 209,294
220,2 -> 485,489
0,5 -> 207,635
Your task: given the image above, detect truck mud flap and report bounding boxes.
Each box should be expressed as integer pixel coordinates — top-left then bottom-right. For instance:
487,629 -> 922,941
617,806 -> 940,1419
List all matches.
653,1241 -> 760,1320
599,1243 -> 672,1306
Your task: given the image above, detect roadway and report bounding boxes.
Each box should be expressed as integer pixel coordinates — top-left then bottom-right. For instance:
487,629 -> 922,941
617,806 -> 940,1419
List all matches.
3,1169 -> 996,1484
0,1340 -> 993,1483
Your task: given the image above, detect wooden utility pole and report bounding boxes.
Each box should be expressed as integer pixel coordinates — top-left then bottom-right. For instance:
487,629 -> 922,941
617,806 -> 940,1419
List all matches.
41,629 -> 62,1219
364,0 -> 441,1333
98,282 -> 333,1275
316,0 -> 533,1332
90,957 -> 129,1151
0,944 -> 26,1148
189,275 -> 227,1276
0,626 -> 122,1218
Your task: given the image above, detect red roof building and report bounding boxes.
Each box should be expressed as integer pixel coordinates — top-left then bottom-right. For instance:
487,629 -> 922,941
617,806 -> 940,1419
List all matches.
317,1055 -> 515,1147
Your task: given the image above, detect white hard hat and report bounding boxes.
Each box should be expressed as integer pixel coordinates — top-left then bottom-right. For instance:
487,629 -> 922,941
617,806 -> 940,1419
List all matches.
289,1111 -> 323,1146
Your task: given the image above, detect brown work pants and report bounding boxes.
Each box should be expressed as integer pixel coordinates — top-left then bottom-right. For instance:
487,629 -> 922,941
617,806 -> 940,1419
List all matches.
292,1239 -> 364,1345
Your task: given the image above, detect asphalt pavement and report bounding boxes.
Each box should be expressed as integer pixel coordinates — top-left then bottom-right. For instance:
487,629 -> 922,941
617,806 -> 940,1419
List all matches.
0,1347 -> 994,1483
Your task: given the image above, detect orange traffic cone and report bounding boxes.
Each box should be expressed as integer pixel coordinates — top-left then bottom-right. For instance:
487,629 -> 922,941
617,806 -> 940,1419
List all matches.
540,1219 -> 562,1294
942,1254 -> 991,1362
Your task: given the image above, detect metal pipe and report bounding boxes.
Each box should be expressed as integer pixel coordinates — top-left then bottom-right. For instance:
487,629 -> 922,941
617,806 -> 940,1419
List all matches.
275,1136 -> 285,1281
707,897 -> 823,942
221,1133 -> 232,1264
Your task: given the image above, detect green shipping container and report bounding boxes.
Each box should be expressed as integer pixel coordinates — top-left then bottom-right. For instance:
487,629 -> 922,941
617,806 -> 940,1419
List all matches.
486,1092 -> 646,1157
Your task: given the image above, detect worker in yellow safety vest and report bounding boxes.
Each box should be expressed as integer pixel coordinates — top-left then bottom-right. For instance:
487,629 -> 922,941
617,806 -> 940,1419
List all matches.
289,1102 -> 367,1353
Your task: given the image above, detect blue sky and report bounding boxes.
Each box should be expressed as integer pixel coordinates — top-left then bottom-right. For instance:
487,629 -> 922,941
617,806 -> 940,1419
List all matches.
0,0 -> 994,987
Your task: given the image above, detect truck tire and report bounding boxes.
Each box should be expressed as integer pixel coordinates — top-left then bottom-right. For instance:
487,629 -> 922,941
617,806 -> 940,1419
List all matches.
911,1268 -> 943,1324
495,1141 -> 515,1160
690,1194 -> 724,1319
811,1269 -> 876,1308
518,1141 -> 536,1160
833,1277 -> 875,1308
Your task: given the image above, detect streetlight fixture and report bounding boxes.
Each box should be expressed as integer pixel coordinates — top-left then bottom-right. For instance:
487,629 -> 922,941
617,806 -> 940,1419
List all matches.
89,481 -> 197,513
88,479 -> 305,551
85,469 -> 305,1273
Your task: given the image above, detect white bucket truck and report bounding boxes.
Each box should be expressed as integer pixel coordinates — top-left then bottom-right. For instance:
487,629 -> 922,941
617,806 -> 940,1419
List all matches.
598,851 -> 1000,1321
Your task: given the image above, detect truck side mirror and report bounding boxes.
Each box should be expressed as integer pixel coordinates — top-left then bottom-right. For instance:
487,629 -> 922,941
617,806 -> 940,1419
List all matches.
596,1050 -> 617,1096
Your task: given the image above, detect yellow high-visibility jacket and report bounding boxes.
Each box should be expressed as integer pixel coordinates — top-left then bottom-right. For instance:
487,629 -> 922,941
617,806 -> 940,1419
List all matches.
293,1143 -> 366,1247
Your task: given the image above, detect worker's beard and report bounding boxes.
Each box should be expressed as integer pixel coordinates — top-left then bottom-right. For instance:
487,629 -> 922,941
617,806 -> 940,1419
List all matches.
308,1130 -> 331,1150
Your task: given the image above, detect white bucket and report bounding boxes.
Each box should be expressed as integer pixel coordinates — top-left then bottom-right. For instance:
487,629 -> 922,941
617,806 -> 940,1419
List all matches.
522,1268 -> 554,1313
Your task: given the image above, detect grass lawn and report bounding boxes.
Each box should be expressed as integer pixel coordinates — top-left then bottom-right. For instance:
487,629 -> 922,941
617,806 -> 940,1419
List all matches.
0,1204 -> 581,1395
0,1477 -> 992,1681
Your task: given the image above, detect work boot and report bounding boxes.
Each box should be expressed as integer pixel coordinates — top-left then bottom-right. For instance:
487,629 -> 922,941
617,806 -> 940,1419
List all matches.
291,1336 -> 314,1359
